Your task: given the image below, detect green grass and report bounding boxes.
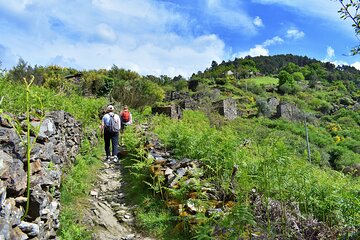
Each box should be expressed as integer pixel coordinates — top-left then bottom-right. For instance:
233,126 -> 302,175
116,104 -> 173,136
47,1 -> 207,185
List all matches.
58,140 -> 103,239
245,76 -> 278,85
0,77 -> 106,133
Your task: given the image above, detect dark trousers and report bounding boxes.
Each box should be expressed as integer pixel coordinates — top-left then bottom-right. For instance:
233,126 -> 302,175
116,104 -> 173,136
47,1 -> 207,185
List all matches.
104,129 -> 119,157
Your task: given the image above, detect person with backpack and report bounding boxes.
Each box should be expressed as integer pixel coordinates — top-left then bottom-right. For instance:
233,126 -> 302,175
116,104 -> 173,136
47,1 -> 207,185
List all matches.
120,105 -> 132,132
100,105 -> 121,162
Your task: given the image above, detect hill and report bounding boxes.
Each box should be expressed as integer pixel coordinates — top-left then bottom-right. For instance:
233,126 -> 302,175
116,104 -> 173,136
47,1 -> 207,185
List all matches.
0,54 -> 359,239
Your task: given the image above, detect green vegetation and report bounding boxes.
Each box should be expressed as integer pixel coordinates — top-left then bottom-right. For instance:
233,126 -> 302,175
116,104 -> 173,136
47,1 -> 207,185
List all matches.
245,76 -> 278,85
59,140 -> 103,239
1,53 -> 360,239
125,111 -> 359,239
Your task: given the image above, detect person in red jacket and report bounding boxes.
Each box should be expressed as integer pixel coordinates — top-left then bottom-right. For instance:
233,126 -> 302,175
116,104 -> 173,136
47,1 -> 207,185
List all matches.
120,105 -> 132,132
119,105 -> 133,146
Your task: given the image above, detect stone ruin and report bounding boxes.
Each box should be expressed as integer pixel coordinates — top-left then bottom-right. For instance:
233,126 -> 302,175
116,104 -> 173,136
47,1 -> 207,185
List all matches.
0,111 -> 83,239
154,90 -> 238,120
213,98 -> 238,120
151,104 -> 182,120
257,97 -> 304,121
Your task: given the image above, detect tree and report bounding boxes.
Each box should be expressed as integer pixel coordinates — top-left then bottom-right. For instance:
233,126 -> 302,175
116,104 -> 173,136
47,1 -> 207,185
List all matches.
282,62 -> 300,74
278,70 -> 294,86
111,77 -> 164,109
338,0 -> 360,55
278,70 -> 298,94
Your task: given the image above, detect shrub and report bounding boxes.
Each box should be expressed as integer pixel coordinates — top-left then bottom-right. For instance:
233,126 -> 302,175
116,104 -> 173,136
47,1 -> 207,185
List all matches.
111,78 -> 165,109
292,71 -> 305,81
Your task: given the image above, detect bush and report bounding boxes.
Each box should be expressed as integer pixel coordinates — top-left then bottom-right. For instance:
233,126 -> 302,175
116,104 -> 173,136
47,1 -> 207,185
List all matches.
278,82 -> 299,94
111,78 -> 165,109
292,71 -> 305,81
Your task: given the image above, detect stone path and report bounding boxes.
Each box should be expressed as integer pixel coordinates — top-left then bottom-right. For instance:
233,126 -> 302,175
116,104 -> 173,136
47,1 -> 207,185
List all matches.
84,158 -> 156,240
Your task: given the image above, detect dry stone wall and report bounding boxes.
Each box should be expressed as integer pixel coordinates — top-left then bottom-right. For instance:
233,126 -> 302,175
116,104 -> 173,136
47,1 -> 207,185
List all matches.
0,111 -> 83,239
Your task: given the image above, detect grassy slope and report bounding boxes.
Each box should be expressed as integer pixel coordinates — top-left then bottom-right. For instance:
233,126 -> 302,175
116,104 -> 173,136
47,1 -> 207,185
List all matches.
245,76 -> 279,85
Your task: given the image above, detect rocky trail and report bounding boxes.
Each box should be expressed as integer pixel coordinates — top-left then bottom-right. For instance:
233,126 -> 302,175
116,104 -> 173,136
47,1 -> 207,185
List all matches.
84,156 -> 156,240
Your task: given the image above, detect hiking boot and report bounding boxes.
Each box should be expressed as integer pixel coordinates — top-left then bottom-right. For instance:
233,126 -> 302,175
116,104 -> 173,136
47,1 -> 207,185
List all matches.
113,156 -> 118,163
104,156 -> 111,162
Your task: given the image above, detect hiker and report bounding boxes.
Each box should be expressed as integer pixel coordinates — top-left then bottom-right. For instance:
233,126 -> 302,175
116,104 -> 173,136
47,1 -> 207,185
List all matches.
120,105 -> 133,132
100,105 -> 121,162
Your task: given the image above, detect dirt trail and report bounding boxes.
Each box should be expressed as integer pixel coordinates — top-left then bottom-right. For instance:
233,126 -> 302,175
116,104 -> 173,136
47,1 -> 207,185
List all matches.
84,158 -> 156,240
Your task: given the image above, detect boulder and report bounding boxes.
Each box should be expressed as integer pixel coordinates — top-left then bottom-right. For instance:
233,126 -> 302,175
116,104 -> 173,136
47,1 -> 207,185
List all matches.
257,97 -> 280,118
277,102 -> 303,121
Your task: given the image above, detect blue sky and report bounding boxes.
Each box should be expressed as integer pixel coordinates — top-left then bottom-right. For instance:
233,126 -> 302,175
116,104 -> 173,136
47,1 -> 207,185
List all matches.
0,0 -> 359,77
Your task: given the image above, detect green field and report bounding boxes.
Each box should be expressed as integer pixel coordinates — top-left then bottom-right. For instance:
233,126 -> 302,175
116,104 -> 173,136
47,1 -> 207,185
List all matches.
245,76 -> 279,85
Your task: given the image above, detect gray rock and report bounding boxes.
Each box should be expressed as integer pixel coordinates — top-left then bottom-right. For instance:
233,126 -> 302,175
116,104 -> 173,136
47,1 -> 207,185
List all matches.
0,128 -> 24,159
353,102 -> 360,111
0,219 -> 11,240
1,198 -> 23,228
0,114 -> 13,129
0,152 -> 27,196
0,182 -> 6,206
257,97 -> 280,118
10,227 -> 28,240
40,118 -> 56,137
277,102 -> 303,121
18,221 -> 39,237
46,111 -> 65,125
26,187 -> 49,220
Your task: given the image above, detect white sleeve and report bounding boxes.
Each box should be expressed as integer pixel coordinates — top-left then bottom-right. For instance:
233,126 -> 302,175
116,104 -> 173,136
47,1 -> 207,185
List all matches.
129,113 -> 133,124
117,115 -> 121,129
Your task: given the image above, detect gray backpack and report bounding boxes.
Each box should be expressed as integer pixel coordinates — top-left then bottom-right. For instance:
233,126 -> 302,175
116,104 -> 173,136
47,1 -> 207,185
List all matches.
108,114 -> 120,133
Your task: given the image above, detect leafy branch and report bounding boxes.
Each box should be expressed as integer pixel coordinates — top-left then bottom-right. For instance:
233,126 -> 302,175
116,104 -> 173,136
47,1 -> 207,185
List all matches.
338,0 -> 360,55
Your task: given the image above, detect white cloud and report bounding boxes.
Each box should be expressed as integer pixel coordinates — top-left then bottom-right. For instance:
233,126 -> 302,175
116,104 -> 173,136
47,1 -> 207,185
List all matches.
263,36 -> 284,46
253,16 -> 264,27
286,28 -> 305,40
204,0 -> 259,35
327,46 -> 335,59
235,36 -> 283,58
351,62 -> 360,70
96,23 -> 117,42
0,0 -> 227,77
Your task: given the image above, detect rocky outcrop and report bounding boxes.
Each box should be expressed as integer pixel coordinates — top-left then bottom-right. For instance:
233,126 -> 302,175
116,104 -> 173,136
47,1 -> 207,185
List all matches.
277,102 -> 303,121
0,111 -> 83,239
257,97 -> 280,118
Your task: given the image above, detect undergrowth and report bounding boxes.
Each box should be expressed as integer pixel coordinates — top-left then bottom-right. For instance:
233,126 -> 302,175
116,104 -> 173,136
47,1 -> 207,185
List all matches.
58,140 -> 103,240
139,110 -> 360,239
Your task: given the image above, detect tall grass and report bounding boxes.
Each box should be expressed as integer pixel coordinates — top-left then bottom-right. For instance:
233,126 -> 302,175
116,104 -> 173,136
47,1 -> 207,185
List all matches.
149,110 -> 360,238
59,140 -> 103,239
0,78 -> 106,131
